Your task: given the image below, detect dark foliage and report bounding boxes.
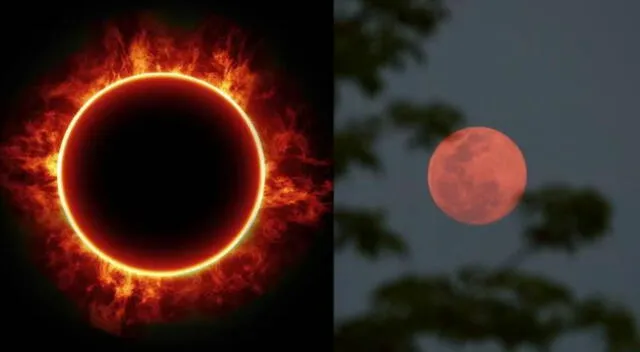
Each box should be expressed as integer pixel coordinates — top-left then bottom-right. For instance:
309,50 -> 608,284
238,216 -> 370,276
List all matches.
334,1 -> 639,351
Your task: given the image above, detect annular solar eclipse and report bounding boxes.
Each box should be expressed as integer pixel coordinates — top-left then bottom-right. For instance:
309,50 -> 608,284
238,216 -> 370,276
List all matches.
0,16 -> 331,335
58,72 -> 266,277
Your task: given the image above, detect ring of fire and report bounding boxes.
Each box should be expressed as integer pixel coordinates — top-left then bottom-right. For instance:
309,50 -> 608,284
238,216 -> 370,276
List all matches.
57,72 -> 267,278
0,17 -> 331,336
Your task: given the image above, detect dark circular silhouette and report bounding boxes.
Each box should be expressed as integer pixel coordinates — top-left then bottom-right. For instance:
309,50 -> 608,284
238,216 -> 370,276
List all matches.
59,74 -> 263,273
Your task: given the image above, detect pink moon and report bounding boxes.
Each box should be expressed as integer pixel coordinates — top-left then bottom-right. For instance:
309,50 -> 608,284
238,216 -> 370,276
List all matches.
427,126 -> 527,225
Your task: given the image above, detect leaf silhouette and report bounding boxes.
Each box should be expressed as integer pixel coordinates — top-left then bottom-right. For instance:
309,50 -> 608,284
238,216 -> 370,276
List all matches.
334,315 -> 419,352
458,267 -> 574,308
334,0 -> 449,96
335,206 -> 407,258
520,185 -> 613,252
572,298 -> 640,351
387,100 -> 465,150
335,117 -> 384,179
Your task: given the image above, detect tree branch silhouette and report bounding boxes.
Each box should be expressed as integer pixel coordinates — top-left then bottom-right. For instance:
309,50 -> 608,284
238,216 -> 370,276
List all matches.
334,1 -> 639,351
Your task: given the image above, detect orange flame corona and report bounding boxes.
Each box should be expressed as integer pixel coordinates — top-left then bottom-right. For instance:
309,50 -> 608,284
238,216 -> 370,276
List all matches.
0,17 -> 331,335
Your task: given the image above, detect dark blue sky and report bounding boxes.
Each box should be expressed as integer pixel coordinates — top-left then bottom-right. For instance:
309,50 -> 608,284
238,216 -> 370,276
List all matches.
335,1 -> 640,350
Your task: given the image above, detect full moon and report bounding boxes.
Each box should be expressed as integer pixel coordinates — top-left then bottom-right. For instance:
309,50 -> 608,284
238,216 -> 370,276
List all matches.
427,126 -> 527,225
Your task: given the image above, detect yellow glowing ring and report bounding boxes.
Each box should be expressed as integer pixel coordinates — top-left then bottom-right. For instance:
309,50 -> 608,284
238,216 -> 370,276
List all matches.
57,72 -> 266,278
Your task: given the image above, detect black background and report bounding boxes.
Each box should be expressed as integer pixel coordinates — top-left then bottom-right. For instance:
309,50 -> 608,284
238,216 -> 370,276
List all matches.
0,1 -> 332,350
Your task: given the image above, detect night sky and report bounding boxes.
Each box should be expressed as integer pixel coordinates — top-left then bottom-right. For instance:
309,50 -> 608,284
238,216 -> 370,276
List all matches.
336,1 -> 640,350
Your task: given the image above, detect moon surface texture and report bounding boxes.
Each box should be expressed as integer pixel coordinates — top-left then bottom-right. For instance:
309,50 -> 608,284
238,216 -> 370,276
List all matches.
427,126 -> 527,225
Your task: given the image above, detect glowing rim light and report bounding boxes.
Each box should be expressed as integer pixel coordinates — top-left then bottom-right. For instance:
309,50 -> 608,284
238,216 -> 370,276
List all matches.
57,72 -> 267,279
